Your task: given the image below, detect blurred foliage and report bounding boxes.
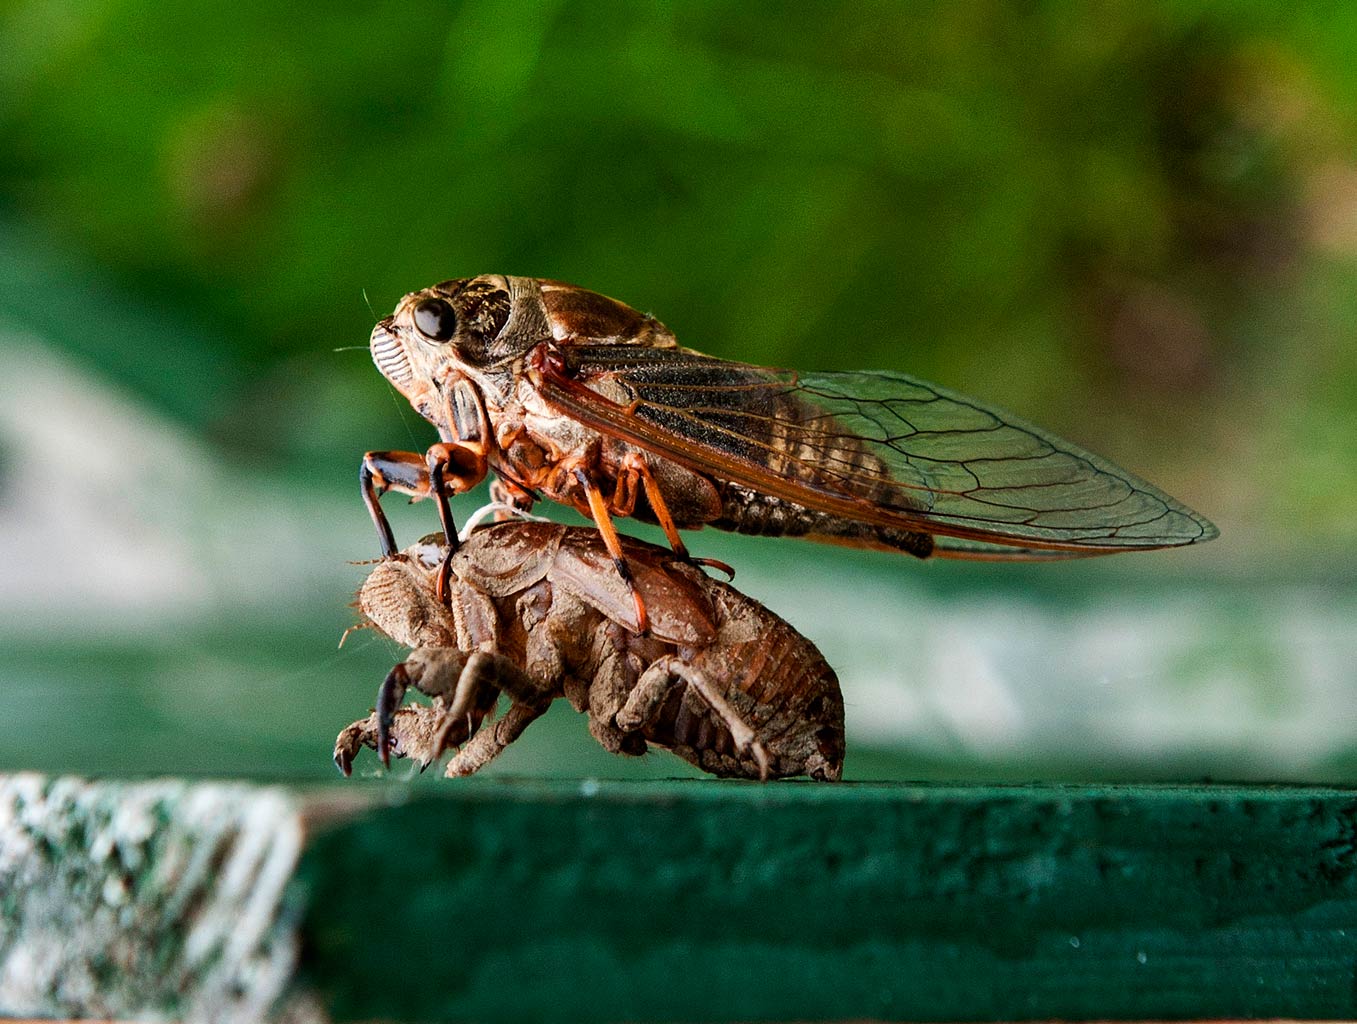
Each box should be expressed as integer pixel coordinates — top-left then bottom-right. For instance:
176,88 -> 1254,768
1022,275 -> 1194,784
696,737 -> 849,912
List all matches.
2,1 -> 1357,549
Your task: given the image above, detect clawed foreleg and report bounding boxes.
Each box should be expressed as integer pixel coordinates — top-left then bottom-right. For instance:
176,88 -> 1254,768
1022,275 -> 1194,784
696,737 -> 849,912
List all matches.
334,704 -> 447,776
372,649 -> 479,767
426,649 -> 551,755
369,647 -> 556,770
345,645 -> 557,776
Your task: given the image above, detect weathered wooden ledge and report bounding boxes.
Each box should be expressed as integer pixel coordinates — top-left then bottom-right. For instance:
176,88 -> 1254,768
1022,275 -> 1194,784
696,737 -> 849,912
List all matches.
2,774 -> 1355,1023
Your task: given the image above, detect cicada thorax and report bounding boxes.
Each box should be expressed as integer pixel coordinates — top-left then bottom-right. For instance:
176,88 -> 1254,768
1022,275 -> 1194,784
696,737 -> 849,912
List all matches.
478,355 -> 721,528
537,278 -> 678,349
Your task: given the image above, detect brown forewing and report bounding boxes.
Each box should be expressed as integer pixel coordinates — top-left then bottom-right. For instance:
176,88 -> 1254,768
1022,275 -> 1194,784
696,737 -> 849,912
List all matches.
533,345 -> 1218,557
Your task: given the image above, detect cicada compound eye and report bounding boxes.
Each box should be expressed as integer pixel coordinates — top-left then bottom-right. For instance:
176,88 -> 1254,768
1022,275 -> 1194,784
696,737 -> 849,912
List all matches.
413,297 -> 457,342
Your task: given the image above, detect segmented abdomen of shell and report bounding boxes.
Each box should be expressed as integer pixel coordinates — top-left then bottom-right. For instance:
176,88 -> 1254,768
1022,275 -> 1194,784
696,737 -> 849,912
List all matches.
646,582 -> 845,780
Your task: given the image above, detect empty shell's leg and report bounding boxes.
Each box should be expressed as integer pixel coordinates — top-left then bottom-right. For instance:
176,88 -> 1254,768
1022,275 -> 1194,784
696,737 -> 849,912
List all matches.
334,705 -> 447,776
445,701 -> 548,777
349,647 -> 543,774
586,649 -> 646,756
375,650 -> 484,767
617,655 -> 770,779
428,650 -> 502,754
403,648 -> 553,759
395,649 -> 490,756
374,662 -> 412,768
333,718 -> 369,777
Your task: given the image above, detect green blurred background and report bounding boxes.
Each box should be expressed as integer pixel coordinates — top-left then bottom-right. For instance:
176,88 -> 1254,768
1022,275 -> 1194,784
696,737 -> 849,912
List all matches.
1,1 -> 1354,783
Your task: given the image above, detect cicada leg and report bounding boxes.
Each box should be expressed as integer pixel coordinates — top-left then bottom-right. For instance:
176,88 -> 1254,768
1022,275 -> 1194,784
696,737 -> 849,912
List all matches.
489,477 -> 538,520
360,443 -> 488,599
333,705 -> 446,776
617,452 -> 735,580
371,648 -> 509,770
617,655 -> 771,780
424,440 -> 491,602
360,450 -> 430,557
384,647 -> 554,766
565,455 -> 729,635
571,467 -> 651,636
445,702 -> 548,777
423,454 -> 464,603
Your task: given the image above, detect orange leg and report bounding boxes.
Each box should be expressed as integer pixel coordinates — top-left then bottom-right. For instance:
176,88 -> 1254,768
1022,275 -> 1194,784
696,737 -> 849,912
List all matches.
361,443 -> 486,566
360,450 -> 432,558
425,441 -> 489,604
573,468 -> 651,636
619,453 -> 735,580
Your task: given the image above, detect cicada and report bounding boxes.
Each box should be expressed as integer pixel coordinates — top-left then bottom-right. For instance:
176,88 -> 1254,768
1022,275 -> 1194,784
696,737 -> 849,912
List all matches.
361,276 -> 1217,629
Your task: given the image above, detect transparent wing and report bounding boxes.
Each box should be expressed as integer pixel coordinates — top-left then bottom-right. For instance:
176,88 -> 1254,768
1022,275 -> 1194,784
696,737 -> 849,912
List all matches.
535,345 -> 1217,556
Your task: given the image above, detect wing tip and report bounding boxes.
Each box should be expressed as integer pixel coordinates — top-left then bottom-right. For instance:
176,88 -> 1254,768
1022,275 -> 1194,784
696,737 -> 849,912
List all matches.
1189,517 -> 1221,545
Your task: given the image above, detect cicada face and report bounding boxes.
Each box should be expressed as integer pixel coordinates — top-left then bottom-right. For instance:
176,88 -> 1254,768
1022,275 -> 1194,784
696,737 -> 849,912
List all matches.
368,275 -> 523,418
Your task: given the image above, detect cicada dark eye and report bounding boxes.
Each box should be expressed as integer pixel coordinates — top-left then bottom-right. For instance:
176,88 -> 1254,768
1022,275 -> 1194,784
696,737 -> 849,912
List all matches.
413,298 -> 457,342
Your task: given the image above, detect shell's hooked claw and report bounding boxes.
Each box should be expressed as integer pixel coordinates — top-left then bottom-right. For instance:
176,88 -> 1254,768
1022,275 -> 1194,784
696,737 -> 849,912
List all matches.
375,663 -> 412,769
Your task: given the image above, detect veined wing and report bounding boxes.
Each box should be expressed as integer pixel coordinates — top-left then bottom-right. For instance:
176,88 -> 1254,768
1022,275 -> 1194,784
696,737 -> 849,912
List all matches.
534,345 -> 1218,556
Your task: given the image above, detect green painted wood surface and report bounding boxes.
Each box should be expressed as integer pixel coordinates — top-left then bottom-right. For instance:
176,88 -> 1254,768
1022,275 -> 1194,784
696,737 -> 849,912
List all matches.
299,778 -> 1357,1023
6,775 -> 1357,1021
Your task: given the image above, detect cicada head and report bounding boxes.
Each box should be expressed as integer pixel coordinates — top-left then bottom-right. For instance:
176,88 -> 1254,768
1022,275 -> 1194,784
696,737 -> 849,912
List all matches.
357,544 -> 458,649
369,274 -> 526,417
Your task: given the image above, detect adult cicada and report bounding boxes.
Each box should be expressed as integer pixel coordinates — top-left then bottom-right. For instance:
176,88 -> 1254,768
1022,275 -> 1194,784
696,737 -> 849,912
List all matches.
361,275 -> 1217,630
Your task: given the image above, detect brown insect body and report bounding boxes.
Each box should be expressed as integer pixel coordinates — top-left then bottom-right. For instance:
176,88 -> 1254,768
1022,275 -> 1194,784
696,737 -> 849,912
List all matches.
373,284 -> 688,545
362,275 -> 1217,572
334,522 -> 845,781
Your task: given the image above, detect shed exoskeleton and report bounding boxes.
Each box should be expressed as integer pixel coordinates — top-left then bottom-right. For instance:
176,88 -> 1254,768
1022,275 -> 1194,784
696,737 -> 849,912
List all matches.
334,521 -> 844,781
